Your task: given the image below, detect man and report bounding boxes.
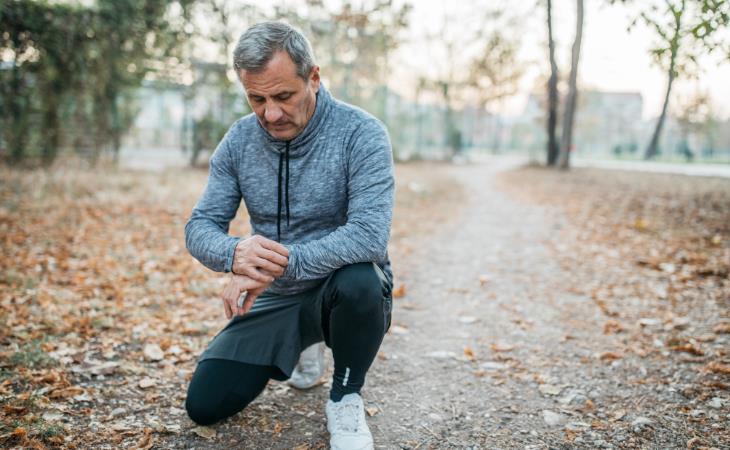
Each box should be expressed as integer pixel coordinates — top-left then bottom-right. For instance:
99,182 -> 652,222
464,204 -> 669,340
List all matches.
183,21 -> 394,450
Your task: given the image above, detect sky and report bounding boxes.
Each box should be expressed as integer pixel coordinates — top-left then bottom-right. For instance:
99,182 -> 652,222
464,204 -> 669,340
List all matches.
387,0 -> 730,120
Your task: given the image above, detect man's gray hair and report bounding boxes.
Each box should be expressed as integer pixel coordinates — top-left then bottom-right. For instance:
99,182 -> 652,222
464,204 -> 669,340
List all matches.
233,22 -> 316,79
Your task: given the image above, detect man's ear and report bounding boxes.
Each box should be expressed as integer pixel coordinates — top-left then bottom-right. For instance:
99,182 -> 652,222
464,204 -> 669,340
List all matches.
309,65 -> 321,93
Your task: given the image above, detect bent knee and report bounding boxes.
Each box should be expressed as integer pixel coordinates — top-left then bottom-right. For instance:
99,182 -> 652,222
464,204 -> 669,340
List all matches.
185,394 -> 221,426
331,263 -> 387,312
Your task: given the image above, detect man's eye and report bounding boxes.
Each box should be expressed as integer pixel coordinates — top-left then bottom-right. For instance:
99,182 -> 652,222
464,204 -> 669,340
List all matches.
277,93 -> 291,100
250,96 -> 264,103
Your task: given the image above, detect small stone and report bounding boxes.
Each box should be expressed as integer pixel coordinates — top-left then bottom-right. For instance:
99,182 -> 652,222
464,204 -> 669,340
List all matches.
480,361 -> 507,370
42,411 -> 63,422
390,325 -> 409,335
139,377 -> 156,389
427,351 -> 456,359
690,409 -> 705,418
538,384 -> 562,396
638,318 -> 661,327
560,391 -> 588,406
542,410 -> 566,426
143,343 -> 164,361
111,421 -> 130,431
169,407 -> 185,416
631,416 -> 652,431
110,407 -> 126,417
428,413 -> 443,422
458,316 -> 478,324
708,397 -> 723,409
670,316 -> 690,330
565,421 -> 590,431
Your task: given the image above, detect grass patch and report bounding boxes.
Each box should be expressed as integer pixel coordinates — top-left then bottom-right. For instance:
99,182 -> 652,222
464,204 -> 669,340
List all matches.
8,340 -> 57,370
0,270 -> 39,290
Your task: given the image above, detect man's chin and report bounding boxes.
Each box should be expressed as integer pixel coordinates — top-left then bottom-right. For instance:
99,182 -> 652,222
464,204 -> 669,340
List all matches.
267,128 -> 297,141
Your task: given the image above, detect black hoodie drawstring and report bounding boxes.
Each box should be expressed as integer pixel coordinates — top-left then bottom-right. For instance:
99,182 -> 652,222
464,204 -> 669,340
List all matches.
277,141 -> 291,241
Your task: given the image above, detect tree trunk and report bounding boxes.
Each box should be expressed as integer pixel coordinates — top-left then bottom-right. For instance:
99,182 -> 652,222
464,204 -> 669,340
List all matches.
546,0 -> 560,166
645,65 -> 676,159
557,0 -> 584,170
41,95 -> 61,167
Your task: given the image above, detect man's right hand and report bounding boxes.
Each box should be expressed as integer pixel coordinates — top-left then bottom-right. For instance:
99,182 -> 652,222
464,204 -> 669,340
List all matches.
232,235 -> 289,282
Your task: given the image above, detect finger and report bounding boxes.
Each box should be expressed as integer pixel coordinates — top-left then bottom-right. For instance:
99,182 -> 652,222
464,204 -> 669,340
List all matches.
257,248 -> 289,267
243,265 -> 273,283
221,285 -> 233,319
257,237 -> 289,257
222,296 -> 232,319
242,291 -> 259,314
254,257 -> 285,276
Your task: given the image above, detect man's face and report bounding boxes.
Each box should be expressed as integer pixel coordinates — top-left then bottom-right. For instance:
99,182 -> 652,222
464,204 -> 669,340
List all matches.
238,51 -> 320,141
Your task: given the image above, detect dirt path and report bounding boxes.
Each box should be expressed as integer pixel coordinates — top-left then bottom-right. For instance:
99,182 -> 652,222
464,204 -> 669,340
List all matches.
368,162 -> 615,449
364,163 -> 728,450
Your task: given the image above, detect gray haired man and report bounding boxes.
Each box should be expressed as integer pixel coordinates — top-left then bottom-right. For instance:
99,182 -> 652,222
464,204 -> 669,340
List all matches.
183,21 -> 394,450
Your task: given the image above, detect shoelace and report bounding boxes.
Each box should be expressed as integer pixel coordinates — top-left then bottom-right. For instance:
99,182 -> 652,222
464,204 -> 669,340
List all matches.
332,400 -> 361,433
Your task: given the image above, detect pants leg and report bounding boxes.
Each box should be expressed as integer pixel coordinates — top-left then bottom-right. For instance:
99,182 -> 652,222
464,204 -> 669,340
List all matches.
320,262 -> 392,401
185,358 -> 276,425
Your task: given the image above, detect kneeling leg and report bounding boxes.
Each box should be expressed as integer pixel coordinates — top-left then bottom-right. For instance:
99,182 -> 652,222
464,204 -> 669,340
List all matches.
185,359 -> 274,425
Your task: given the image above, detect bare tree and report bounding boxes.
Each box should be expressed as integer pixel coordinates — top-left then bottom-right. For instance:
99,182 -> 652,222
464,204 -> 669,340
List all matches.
557,0 -> 584,169
611,0 -> 729,159
419,7 -> 523,158
546,0 -> 560,166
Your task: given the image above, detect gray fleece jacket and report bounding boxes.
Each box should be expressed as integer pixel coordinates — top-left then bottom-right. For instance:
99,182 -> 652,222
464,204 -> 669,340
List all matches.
184,83 -> 394,295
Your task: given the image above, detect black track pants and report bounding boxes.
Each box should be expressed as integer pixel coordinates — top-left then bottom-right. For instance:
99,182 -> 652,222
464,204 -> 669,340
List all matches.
185,262 -> 392,425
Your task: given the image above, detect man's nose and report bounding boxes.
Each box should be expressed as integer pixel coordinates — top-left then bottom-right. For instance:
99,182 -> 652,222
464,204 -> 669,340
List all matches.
264,103 -> 283,123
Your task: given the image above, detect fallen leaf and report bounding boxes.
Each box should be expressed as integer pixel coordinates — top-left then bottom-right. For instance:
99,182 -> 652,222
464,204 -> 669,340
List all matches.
463,346 -> 475,361
633,218 -> 649,231
603,320 -> 624,334
192,426 -> 216,439
706,362 -> 730,375
365,406 -> 379,417
132,428 -> 155,450
669,344 -> 704,356
599,351 -> 623,361
392,284 -> 406,298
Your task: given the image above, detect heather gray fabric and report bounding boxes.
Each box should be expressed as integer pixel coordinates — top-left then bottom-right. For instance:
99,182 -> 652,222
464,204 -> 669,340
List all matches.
184,83 -> 394,295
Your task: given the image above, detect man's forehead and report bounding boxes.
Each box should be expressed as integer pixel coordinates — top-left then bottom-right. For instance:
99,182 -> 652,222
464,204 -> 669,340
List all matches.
239,51 -> 301,92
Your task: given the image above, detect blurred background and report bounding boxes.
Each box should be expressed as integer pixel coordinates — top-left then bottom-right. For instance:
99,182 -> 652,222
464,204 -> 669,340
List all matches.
2,0 -> 729,169
2,1 -> 730,448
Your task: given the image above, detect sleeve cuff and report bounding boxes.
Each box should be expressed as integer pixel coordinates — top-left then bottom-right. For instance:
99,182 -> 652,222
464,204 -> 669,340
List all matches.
223,237 -> 241,273
283,244 -> 298,279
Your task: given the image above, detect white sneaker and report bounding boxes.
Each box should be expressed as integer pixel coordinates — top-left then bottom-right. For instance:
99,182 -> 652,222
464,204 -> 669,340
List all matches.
325,393 -> 374,450
287,342 -> 327,390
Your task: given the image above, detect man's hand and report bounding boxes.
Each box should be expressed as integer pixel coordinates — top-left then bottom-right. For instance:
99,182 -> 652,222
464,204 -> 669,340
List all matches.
232,235 -> 289,282
221,274 -> 269,319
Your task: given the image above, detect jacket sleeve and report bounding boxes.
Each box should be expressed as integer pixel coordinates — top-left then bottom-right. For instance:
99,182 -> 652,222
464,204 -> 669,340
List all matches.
282,119 -> 395,281
184,136 -> 242,273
